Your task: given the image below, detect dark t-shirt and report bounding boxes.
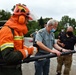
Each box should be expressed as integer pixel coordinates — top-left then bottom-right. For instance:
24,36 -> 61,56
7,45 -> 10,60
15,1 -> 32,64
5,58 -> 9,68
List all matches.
59,32 -> 76,50
58,31 -> 65,39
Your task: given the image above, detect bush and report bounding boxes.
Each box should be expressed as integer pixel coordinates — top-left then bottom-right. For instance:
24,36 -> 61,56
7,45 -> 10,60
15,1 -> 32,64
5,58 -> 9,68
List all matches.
54,31 -> 59,39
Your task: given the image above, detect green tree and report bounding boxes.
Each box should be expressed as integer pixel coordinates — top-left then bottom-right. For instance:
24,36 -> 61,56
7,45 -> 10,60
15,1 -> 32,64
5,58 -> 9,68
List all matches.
43,18 -> 51,24
25,21 -> 40,37
38,17 -> 44,28
0,10 -> 11,20
71,18 -> 76,28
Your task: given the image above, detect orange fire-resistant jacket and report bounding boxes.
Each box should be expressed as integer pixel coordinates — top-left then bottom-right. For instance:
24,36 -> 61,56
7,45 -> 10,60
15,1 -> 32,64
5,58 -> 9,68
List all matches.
0,15 -> 34,64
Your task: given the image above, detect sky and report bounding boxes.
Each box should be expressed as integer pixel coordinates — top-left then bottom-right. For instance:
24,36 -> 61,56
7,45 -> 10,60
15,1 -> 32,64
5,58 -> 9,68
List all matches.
0,0 -> 76,21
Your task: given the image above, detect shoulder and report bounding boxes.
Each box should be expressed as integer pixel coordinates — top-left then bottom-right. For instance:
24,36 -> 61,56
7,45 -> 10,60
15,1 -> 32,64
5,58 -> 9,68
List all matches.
0,26 -> 13,36
38,28 -> 45,34
1,26 -> 10,32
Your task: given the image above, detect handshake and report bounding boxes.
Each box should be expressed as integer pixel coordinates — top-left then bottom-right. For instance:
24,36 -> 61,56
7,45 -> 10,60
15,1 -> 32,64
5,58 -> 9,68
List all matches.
19,46 -> 38,59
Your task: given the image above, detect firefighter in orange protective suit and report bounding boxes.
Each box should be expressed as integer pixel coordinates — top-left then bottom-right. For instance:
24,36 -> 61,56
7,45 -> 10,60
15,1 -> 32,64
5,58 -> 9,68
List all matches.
0,4 -> 37,75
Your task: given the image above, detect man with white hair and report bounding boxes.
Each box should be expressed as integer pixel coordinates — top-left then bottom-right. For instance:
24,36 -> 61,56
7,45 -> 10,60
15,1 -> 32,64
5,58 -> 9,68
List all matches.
34,19 -> 68,75
56,26 -> 76,75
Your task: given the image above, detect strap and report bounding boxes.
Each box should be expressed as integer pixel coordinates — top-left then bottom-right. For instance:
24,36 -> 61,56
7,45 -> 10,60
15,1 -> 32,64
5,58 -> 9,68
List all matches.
0,26 -> 14,35
7,26 -> 14,36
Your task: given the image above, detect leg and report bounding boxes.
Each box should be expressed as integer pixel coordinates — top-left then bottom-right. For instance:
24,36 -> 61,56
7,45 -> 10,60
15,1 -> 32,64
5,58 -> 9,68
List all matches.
43,59 -> 50,75
34,60 -> 44,75
56,56 -> 63,75
63,55 -> 72,75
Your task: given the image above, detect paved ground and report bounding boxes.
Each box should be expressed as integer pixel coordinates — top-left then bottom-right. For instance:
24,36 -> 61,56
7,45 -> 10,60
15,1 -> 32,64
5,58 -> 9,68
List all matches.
22,37 -> 76,75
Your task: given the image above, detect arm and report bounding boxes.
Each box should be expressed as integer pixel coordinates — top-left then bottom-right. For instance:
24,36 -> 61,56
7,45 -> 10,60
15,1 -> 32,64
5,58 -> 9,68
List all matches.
1,48 -> 23,64
36,31 -> 61,56
54,43 -> 68,52
30,32 -> 34,38
36,41 -> 61,56
57,39 -> 65,47
36,41 -> 53,53
0,27 -> 24,64
30,34 -> 33,37
0,27 -> 37,64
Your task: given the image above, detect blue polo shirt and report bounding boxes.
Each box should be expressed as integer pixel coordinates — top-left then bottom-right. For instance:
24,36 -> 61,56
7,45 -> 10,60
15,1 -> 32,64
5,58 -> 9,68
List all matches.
35,28 -> 55,54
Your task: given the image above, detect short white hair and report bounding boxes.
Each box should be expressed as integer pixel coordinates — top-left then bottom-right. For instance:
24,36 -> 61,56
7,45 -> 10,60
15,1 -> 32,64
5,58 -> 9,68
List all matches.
47,19 -> 58,26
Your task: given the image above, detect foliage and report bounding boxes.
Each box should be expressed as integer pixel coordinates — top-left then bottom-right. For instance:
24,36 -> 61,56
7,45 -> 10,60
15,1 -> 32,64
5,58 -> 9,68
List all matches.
38,17 -> 44,28
55,15 -> 76,38
25,21 -> 41,37
43,17 -> 51,23
0,8 -> 76,37
54,31 -> 59,39
59,15 -> 76,29
0,10 -> 11,20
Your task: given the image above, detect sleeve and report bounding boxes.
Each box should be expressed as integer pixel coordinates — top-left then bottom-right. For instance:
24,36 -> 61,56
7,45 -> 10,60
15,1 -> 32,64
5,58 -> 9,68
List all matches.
0,27 -> 23,64
35,31 -> 43,42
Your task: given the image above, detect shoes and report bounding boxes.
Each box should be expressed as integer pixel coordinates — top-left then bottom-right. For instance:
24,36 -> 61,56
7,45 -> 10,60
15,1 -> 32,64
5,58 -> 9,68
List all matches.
56,72 -> 61,75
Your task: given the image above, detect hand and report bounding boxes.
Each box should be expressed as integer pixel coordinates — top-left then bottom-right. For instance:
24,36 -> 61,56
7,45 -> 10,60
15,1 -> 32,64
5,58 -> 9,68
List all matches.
19,46 -> 37,59
32,47 -> 38,55
52,49 -> 61,56
60,43 -> 65,47
28,46 -> 38,55
62,49 -> 71,52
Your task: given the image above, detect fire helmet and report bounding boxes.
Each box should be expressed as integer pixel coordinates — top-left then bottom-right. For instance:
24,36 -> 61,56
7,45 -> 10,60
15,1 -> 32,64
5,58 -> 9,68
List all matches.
13,3 -> 32,20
